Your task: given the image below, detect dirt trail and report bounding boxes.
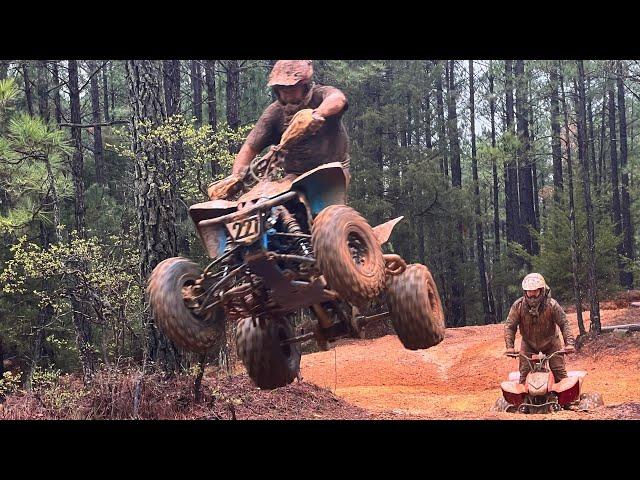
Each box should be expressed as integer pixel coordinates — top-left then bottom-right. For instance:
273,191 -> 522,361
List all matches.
301,307 -> 640,419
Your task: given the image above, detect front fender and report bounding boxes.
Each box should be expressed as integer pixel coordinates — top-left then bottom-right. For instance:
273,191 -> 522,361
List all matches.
372,216 -> 404,245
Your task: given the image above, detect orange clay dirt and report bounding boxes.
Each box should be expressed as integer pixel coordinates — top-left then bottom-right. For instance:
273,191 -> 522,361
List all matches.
300,306 -> 640,419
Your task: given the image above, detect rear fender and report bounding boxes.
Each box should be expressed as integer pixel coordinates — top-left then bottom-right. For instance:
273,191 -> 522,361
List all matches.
501,381 -> 526,406
568,370 -> 587,390
552,376 -> 581,405
292,162 -> 347,216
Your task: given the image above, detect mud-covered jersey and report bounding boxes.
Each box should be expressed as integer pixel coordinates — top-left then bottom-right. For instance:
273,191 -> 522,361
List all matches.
245,85 -> 349,175
504,296 -> 575,351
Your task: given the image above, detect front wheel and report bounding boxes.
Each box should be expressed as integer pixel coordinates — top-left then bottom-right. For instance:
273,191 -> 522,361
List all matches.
311,205 -> 386,307
236,316 -> 301,390
386,263 -> 445,350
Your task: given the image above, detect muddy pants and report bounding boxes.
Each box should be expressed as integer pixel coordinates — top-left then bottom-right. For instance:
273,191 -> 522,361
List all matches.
519,338 -> 567,384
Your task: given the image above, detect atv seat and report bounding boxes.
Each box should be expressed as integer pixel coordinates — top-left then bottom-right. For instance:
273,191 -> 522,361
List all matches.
508,371 -> 520,382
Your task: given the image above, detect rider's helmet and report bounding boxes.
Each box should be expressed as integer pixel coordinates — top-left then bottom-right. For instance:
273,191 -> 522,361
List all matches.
521,272 -> 549,293
267,60 -> 314,88
268,60 -> 315,116
522,273 -> 550,315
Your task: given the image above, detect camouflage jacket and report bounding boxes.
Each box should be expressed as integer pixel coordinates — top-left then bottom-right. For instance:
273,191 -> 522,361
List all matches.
504,296 -> 575,351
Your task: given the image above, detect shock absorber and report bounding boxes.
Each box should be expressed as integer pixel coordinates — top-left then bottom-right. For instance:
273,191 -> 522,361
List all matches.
273,206 -> 311,256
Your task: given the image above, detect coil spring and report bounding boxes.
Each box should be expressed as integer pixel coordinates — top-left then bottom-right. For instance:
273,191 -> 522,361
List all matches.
274,206 -> 311,255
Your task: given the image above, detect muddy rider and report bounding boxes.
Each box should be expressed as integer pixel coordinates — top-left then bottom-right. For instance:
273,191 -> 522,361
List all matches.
208,60 -> 350,200
504,273 -> 576,384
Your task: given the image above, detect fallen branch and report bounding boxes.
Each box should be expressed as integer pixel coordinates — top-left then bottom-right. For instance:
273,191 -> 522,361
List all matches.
601,324 -> 640,333
59,120 -> 129,128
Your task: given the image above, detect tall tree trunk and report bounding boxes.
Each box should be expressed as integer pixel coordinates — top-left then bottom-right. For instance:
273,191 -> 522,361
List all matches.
424,61 -> 432,149
190,60 -> 203,126
27,221 -> 55,390
110,63 -> 116,113
434,61 -> 448,177
162,59 -> 185,185
587,76 -> 598,190
560,64 -> 586,336
87,60 -> 105,186
447,61 -> 461,188
529,77 -> 539,232
608,63 -> 624,286
225,60 -> 241,154
225,60 -> 240,131
598,81 -> 607,187
51,62 -> 62,125
489,61 -> 503,323
44,154 -> 62,242
575,60 -> 601,334
0,336 -> 4,386
433,62 -> 451,322
204,60 -> 219,177
504,60 -> 521,245
204,60 -> 217,132
68,60 -> 86,235
126,60 -> 181,371
36,61 -> 49,122
68,59 -> 96,383
514,60 -> 536,258
22,62 -> 34,116
446,60 -> 465,326
162,60 -> 181,117
617,60 -> 634,288
550,62 -> 563,197
0,60 -> 9,80
102,62 -> 110,122
469,61 -> 493,324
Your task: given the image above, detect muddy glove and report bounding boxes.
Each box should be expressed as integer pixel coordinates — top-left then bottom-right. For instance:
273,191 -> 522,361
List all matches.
207,173 -> 244,200
279,109 -> 323,146
307,109 -> 326,135
563,345 -> 575,354
504,348 -> 516,356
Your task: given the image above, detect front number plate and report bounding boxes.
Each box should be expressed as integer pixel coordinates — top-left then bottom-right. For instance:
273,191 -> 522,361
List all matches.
226,214 -> 261,243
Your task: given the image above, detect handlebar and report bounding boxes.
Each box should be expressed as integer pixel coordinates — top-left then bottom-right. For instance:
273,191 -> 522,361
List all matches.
506,349 -> 567,361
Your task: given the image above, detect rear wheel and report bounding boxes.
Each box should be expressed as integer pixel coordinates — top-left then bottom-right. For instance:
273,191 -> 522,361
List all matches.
578,392 -> 604,410
312,205 -> 386,307
147,257 -> 225,353
386,263 -> 445,350
492,397 -> 513,413
236,316 -> 301,390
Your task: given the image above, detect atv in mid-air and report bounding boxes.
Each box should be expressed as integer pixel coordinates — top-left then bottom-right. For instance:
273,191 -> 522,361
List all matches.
147,111 -> 446,390
494,350 -> 604,414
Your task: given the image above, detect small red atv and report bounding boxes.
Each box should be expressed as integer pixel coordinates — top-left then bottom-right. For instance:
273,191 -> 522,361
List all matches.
495,350 -> 603,414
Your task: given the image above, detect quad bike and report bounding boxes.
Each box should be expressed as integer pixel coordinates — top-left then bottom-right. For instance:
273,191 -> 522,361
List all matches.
494,350 -> 604,414
147,110 -> 446,390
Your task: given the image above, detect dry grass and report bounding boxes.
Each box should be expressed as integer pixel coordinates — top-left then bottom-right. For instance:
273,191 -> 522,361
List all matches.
0,366 -> 375,420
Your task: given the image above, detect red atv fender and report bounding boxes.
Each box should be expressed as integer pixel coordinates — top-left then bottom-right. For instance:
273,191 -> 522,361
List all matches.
501,370 -> 586,407
500,381 -> 527,406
